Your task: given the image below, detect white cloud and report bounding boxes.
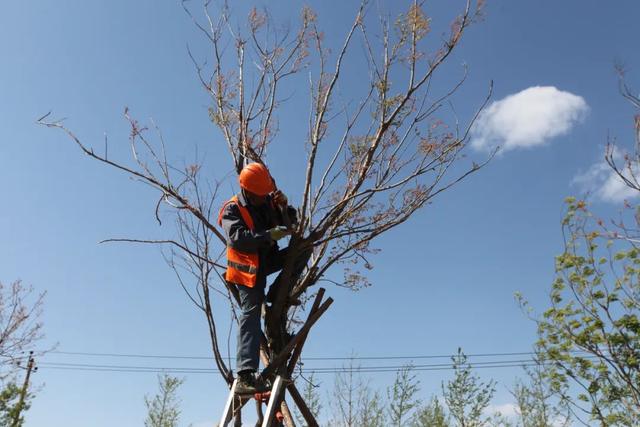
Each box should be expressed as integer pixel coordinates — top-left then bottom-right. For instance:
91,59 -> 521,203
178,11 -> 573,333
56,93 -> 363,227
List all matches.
573,147 -> 640,203
486,402 -> 519,418
485,402 -> 569,427
471,86 -> 589,153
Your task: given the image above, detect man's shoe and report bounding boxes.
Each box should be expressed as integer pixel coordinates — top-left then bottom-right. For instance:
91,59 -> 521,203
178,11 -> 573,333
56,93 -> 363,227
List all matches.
236,372 -> 268,395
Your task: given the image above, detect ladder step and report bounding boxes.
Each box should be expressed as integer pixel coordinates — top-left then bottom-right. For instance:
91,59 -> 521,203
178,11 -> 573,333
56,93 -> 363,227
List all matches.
254,391 -> 272,402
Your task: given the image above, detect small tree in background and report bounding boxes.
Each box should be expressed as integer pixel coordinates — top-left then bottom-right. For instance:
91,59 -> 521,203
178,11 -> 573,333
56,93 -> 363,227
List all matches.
527,197 -> 640,426
387,364 -> 421,426
0,382 -> 31,427
511,364 -> 571,427
520,75 -> 640,426
144,374 -> 184,427
294,373 -> 323,426
331,359 -> 361,427
330,358 -> 387,427
0,281 -> 44,427
0,281 -> 44,380
357,380 -> 385,427
443,348 -> 496,427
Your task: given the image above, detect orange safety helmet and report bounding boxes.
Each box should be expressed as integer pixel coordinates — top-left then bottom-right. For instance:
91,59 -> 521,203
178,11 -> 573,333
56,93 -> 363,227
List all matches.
238,162 -> 275,196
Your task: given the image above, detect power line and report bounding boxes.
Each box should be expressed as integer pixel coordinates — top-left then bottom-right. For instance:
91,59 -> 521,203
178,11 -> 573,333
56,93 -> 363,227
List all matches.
51,349 -> 593,361
39,349 -> 603,377
34,362 -> 542,375
42,359 -> 533,372
52,351 -> 212,360
36,355 -> 595,376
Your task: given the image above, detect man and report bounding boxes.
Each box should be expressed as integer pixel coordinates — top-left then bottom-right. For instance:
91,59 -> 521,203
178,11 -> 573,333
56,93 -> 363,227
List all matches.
218,162 -> 296,394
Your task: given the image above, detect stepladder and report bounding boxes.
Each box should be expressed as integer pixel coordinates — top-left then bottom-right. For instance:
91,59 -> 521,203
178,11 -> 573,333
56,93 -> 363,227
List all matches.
218,375 -> 288,427
218,287 -> 332,427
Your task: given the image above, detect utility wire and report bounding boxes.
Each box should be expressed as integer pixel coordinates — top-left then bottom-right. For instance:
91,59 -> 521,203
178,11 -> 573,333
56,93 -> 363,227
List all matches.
35,362 -> 542,375
50,349 -> 595,361
37,349 -> 603,377
36,355 -> 599,375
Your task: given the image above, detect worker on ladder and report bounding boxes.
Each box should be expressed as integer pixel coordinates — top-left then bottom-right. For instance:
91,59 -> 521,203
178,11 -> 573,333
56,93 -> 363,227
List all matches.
218,162 -> 298,395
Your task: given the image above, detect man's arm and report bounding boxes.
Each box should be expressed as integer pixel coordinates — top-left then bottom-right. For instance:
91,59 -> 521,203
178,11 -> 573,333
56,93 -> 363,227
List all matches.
275,206 -> 298,228
269,191 -> 298,227
220,203 -> 272,252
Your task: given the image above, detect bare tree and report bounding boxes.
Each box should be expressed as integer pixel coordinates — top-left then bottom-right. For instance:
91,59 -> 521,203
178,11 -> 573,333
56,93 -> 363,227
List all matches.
38,0 -> 491,423
0,281 -> 44,381
605,68 -> 640,191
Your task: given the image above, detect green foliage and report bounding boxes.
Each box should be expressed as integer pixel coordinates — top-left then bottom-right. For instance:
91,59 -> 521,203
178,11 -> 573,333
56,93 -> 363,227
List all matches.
412,396 -> 449,427
0,381 -> 30,427
443,348 -> 496,427
533,199 -> 640,425
387,364 -> 421,426
144,374 -> 184,427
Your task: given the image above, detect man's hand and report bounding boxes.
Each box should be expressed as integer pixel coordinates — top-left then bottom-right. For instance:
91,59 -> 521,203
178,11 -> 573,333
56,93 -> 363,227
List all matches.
268,226 -> 291,241
271,190 -> 288,208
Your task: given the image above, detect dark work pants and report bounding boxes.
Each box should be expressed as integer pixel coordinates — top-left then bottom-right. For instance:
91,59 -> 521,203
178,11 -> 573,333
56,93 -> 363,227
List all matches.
235,246 -> 311,374
236,282 -> 265,373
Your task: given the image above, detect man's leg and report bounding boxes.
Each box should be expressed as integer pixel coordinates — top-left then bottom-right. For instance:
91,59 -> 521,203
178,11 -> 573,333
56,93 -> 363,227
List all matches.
265,246 -> 311,303
265,247 -> 287,303
265,247 -> 288,276
236,284 -> 264,374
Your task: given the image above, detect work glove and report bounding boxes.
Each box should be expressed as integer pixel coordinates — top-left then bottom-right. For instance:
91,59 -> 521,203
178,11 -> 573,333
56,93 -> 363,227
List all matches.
268,226 -> 290,241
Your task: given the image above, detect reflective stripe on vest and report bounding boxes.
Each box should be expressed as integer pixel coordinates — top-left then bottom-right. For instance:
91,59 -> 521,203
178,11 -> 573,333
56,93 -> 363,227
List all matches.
218,195 -> 259,288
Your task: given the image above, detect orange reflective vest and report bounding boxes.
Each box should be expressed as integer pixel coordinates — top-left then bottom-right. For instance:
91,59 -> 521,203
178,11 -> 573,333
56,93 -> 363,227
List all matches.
218,195 -> 259,287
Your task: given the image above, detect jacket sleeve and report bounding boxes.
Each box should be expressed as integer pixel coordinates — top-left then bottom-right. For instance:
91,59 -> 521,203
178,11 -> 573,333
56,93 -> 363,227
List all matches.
271,203 -> 298,227
220,203 -> 272,252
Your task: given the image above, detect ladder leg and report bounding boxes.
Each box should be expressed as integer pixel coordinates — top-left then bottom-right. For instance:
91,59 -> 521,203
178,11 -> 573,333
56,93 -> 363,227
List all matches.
262,376 -> 286,427
219,379 -> 238,427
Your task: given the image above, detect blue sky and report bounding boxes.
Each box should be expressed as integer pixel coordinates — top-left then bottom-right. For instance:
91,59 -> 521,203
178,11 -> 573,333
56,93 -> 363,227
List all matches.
1,0 -> 639,426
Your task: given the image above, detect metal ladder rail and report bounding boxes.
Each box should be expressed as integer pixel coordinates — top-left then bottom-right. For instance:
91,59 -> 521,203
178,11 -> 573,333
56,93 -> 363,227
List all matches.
219,377 -> 287,427
219,379 -> 240,427
261,376 -> 286,427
